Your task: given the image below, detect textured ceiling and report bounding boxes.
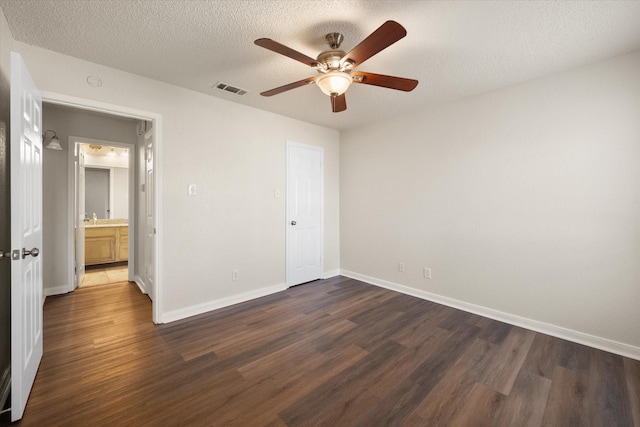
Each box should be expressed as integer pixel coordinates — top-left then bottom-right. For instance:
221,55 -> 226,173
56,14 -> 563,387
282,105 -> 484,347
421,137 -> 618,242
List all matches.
2,0 -> 640,131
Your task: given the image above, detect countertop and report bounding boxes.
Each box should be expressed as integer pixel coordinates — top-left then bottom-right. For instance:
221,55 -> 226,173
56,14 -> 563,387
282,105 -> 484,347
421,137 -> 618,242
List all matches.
85,223 -> 128,228
84,219 -> 128,229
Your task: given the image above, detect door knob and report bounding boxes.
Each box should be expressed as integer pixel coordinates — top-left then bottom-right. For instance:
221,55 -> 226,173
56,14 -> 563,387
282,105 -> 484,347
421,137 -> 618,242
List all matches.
291,221 -> 297,225
22,247 -> 40,259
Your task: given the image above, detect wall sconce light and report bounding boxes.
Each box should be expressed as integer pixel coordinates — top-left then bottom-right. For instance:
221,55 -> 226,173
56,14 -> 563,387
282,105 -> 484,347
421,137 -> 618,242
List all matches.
43,130 -> 63,150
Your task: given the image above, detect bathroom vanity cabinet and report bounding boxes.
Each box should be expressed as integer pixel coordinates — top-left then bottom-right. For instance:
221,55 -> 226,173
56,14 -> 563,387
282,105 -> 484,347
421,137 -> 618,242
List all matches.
85,225 -> 128,265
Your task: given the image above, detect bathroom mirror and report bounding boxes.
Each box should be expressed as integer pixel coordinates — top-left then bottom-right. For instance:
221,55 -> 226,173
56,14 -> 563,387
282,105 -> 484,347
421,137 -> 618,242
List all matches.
82,143 -> 130,221
85,167 -> 110,219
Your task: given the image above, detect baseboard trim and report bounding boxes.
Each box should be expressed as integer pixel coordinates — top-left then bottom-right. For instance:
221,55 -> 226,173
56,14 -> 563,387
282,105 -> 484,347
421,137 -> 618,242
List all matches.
341,270 -> 640,361
0,366 -> 10,411
160,283 -> 288,324
133,275 -> 147,295
44,285 -> 72,296
322,269 -> 341,279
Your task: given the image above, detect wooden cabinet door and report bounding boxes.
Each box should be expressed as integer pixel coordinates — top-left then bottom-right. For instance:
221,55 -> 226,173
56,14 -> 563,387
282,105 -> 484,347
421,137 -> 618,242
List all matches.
85,227 -> 117,265
118,227 -> 129,261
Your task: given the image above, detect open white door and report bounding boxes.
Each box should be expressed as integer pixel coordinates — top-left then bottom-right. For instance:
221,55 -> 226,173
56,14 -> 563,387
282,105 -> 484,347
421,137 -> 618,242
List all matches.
75,148 -> 86,288
10,52 -> 43,421
286,142 -> 323,286
144,136 -> 155,300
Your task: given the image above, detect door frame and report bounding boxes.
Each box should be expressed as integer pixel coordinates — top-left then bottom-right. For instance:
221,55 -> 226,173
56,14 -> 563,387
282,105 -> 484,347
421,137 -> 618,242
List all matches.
285,140 -> 324,287
43,90 -> 163,324
68,137 -> 136,290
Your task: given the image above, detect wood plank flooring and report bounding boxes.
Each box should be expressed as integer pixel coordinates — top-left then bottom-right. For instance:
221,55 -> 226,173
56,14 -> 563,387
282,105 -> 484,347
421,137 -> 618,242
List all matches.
2,276 -> 639,426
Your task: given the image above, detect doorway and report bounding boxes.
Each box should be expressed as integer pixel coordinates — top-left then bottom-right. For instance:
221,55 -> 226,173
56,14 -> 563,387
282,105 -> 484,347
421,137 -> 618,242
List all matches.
71,139 -> 134,289
42,93 -> 162,324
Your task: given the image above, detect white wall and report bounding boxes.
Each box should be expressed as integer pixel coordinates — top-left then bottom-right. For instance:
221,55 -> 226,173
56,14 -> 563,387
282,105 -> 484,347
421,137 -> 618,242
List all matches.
42,105 -> 139,293
112,167 -> 128,219
84,152 -> 129,168
22,42 -> 340,320
341,50 -> 640,353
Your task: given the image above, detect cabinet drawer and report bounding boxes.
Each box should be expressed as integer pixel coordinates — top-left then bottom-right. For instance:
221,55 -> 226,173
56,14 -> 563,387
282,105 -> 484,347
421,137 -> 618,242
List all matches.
85,227 -> 117,238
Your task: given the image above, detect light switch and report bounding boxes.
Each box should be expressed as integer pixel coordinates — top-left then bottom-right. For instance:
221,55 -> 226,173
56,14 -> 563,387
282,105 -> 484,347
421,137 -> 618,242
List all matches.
188,184 -> 197,196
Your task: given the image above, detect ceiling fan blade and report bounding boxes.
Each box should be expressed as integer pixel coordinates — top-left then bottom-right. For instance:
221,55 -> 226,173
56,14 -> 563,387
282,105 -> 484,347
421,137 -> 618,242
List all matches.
341,21 -> 407,68
352,71 -> 418,92
260,77 -> 316,97
255,38 -> 320,68
331,94 -> 347,113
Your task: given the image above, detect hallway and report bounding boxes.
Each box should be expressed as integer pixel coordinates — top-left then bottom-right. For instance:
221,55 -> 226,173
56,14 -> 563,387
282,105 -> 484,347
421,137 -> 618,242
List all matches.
80,263 -> 129,288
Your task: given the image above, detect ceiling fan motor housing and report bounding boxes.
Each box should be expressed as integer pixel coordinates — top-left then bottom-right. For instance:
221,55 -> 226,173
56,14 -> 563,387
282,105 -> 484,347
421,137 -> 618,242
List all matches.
317,50 -> 346,71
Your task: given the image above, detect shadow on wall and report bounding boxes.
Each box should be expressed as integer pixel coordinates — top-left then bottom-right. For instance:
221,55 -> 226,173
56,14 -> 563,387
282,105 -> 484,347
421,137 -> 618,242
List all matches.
0,121 -> 10,410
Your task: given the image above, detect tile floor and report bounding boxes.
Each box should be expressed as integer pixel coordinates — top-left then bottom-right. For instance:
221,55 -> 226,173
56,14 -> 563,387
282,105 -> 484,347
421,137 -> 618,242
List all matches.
80,263 -> 129,288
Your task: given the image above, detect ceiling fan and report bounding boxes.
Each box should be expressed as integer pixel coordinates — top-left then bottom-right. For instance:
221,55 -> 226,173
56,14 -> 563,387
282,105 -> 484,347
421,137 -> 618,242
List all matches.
255,21 -> 419,113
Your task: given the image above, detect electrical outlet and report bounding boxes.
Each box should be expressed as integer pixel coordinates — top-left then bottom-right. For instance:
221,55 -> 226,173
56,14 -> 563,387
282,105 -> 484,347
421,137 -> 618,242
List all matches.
232,269 -> 239,281
423,267 -> 432,279
398,262 -> 405,273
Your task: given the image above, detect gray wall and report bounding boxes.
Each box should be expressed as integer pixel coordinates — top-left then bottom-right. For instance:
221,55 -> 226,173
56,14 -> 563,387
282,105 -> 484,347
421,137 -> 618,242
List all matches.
42,105 -> 138,294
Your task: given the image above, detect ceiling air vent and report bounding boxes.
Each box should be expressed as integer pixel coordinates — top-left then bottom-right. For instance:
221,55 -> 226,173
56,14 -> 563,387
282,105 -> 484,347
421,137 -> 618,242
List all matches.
214,81 -> 249,96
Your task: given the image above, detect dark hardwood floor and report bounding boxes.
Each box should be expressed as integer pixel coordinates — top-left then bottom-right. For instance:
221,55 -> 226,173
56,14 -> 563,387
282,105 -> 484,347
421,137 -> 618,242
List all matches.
3,276 -> 639,426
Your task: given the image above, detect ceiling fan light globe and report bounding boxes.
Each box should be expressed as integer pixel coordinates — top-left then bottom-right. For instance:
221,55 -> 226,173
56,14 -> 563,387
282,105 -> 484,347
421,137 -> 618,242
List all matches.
316,71 -> 352,97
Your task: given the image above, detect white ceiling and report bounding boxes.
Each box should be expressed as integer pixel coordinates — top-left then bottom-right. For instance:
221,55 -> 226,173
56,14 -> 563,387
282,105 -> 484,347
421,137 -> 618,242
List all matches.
2,0 -> 640,131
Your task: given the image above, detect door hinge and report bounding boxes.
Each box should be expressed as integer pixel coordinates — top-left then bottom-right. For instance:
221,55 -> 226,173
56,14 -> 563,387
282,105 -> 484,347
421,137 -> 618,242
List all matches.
1,249 -> 21,261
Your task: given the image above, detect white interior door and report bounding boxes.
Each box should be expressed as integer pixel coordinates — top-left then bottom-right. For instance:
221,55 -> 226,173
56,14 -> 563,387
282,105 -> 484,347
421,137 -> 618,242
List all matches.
75,148 -> 86,288
144,137 -> 155,300
10,51 -> 43,422
286,142 -> 323,286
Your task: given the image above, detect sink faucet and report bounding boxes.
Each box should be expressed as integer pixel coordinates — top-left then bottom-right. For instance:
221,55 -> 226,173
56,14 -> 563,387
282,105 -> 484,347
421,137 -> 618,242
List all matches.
92,213 -> 97,225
